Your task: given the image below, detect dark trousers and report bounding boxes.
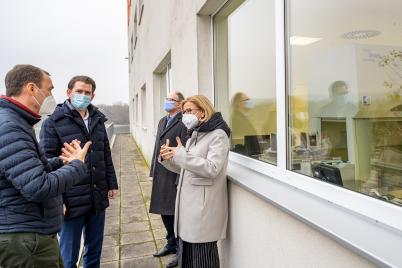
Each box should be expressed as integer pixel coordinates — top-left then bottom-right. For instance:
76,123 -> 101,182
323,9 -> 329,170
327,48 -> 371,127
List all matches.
161,214 -> 178,252
0,232 -> 64,268
179,238 -> 219,268
59,211 -> 105,268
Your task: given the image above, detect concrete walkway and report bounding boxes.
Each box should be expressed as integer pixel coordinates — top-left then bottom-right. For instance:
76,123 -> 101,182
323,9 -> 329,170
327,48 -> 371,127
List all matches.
100,134 -> 172,268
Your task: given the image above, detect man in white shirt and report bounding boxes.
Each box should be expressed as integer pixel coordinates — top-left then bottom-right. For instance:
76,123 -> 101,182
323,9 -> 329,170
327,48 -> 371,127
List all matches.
40,76 -> 118,268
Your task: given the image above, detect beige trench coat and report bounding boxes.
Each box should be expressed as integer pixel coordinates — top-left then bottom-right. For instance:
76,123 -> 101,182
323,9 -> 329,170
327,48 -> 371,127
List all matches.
160,128 -> 229,243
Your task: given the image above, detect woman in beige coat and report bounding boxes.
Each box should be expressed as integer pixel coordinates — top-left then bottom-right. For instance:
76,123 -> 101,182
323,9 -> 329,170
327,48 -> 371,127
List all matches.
160,95 -> 230,268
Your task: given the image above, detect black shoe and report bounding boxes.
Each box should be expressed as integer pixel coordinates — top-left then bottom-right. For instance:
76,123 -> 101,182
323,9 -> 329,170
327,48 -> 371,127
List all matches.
166,255 -> 178,268
153,247 -> 176,257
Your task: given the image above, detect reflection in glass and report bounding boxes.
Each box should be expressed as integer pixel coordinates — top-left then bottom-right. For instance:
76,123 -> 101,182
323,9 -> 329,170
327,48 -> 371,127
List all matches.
287,0 -> 402,206
214,0 -> 277,165
231,92 -> 258,153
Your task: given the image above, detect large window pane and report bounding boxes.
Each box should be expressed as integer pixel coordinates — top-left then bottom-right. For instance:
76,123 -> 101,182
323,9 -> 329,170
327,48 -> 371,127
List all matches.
287,0 -> 402,206
214,0 -> 277,165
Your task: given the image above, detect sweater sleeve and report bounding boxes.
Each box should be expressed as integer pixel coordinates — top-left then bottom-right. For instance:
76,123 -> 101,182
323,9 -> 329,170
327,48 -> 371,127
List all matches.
39,117 -> 63,170
171,130 -> 229,178
158,156 -> 182,174
1,122 -> 87,203
104,125 -> 118,190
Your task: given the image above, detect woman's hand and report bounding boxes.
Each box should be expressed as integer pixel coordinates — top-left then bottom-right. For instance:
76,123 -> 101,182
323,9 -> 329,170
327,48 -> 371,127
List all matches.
160,137 -> 183,160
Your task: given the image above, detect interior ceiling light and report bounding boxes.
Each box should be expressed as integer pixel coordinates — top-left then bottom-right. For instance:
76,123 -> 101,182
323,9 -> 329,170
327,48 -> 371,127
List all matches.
341,30 -> 381,40
290,36 -> 322,46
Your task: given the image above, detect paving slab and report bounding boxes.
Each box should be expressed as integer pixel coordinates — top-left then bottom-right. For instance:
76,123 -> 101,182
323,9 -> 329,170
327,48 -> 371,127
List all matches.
121,231 -> 153,245
103,235 -> 119,247
121,221 -> 150,233
121,241 -> 156,259
121,256 -> 161,268
100,261 -> 119,268
100,246 -> 119,263
153,228 -> 167,240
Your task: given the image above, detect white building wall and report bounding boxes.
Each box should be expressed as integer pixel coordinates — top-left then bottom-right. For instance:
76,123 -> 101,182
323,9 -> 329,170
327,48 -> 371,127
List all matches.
128,0 -> 203,164
220,183 -> 376,268
128,0 -> 378,267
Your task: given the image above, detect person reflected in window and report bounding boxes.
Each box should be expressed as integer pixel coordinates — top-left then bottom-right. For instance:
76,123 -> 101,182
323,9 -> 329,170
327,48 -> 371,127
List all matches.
319,80 -> 358,118
317,80 -> 358,161
159,95 -> 231,268
230,92 -> 259,155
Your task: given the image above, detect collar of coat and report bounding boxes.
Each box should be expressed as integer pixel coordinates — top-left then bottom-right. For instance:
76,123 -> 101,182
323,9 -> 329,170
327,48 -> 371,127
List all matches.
194,112 -> 231,137
166,111 -> 181,122
0,96 -> 41,126
160,112 -> 183,135
187,112 -> 231,146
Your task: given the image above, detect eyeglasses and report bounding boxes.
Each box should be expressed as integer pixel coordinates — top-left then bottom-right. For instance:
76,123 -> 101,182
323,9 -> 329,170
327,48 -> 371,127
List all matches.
182,108 -> 200,114
166,98 -> 179,102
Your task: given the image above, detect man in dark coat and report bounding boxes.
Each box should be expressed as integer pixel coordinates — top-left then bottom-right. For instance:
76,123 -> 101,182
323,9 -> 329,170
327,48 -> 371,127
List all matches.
150,91 -> 187,268
0,64 -> 91,268
40,75 -> 118,268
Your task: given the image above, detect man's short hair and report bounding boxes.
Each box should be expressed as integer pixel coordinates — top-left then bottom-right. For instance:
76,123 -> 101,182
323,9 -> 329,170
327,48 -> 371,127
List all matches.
5,64 -> 49,97
68,76 -> 96,92
176,91 -> 185,101
329,80 -> 348,96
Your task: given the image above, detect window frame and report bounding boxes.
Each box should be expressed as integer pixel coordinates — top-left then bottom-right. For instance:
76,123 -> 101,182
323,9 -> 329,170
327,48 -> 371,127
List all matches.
141,84 -> 147,130
137,0 -> 144,25
211,0 -> 402,267
135,93 -> 139,126
212,0 -> 278,165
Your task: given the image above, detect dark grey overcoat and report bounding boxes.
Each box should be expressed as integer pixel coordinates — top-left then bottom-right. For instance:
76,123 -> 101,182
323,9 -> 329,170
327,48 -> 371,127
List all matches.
149,113 -> 187,215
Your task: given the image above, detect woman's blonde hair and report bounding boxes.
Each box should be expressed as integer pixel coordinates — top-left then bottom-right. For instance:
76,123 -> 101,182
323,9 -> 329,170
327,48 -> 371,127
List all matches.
182,95 -> 215,122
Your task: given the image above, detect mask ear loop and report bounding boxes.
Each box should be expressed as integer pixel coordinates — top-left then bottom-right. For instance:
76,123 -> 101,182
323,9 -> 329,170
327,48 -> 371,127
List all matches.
32,85 -> 45,107
34,85 -> 49,106
32,95 -> 41,107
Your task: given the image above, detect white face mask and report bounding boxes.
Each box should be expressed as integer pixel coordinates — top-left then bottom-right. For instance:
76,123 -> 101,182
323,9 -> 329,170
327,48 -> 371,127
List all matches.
39,94 -> 56,115
33,86 -> 55,115
182,113 -> 199,130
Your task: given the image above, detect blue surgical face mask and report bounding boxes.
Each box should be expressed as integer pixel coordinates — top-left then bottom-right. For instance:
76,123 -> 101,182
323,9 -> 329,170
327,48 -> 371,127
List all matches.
245,99 -> 254,109
164,100 -> 176,112
71,93 -> 91,110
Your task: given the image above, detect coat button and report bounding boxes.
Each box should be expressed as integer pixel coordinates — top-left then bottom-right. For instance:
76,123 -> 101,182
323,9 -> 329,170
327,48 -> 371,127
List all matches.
93,167 -> 96,171
94,184 -> 97,188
